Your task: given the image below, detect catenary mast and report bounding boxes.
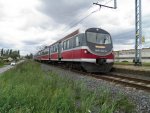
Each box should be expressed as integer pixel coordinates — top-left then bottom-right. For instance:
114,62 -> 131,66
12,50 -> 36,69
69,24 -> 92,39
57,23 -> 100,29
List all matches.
135,0 -> 142,66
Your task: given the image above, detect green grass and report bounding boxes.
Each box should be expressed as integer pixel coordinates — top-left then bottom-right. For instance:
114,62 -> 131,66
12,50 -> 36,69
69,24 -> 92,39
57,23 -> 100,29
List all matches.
0,60 -> 4,67
0,61 -> 135,113
0,63 -> 4,68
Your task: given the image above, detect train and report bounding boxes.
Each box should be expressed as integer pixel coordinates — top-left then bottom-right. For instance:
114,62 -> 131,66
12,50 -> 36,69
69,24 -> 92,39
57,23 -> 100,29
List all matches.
34,28 -> 114,72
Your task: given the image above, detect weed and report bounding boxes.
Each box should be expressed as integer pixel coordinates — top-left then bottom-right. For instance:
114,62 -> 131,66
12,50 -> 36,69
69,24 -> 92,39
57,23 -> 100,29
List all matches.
0,60 -> 135,113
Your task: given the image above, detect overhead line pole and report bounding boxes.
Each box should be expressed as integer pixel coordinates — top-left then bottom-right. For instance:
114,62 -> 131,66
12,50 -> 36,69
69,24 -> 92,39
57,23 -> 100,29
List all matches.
135,0 -> 142,66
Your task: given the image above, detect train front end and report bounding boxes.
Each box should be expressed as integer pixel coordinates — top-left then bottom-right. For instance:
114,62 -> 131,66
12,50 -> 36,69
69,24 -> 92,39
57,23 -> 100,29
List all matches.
82,28 -> 114,72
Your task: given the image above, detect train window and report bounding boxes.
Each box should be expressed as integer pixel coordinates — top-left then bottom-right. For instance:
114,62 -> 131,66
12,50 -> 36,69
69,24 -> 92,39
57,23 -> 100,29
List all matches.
53,46 -> 55,52
45,50 -> 47,54
52,47 -> 54,52
61,43 -> 63,51
46,51 -> 48,55
63,41 -> 67,50
65,41 -> 67,49
67,40 -> 69,49
55,44 -> 57,52
66,41 -> 68,49
69,39 -> 72,49
86,32 -> 111,44
51,47 -> 53,53
63,42 -> 65,50
54,45 -> 55,52
76,37 -> 79,46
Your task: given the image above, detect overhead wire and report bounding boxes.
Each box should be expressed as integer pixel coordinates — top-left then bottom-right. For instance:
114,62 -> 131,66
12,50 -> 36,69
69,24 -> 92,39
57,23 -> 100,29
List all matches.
38,0 -> 113,50
60,4 -> 95,35
60,0 -> 113,36
60,7 -> 99,36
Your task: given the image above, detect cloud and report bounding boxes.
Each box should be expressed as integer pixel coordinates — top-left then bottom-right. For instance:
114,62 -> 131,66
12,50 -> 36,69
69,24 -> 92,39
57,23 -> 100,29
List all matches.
143,14 -> 150,29
39,0 -> 94,24
23,40 -> 44,46
0,40 -> 15,49
0,0 -> 150,55
112,30 -> 135,44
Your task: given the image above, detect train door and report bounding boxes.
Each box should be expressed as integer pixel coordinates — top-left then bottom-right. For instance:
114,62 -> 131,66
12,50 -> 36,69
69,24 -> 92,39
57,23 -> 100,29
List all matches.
58,42 -> 61,61
73,36 -> 81,59
49,46 -> 51,60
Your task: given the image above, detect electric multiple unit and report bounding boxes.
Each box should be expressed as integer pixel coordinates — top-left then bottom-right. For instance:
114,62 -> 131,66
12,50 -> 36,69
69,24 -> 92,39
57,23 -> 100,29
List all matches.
34,28 -> 114,72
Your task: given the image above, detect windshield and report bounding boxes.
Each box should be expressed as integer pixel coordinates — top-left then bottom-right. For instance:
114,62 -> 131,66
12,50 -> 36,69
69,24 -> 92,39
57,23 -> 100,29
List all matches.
86,32 -> 111,44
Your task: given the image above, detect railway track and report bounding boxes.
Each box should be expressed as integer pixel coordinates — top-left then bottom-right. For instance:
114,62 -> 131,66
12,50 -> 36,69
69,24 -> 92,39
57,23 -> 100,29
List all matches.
91,74 -> 150,92
42,62 -> 150,92
59,65 -> 150,92
65,67 -> 150,92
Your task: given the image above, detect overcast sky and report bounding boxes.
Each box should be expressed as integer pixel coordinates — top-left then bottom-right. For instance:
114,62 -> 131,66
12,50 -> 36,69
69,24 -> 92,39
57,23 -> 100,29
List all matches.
0,0 -> 150,55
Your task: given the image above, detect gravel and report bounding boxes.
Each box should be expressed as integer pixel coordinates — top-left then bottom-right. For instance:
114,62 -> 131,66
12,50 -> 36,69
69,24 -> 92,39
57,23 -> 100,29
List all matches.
41,63 -> 150,113
0,60 -> 25,74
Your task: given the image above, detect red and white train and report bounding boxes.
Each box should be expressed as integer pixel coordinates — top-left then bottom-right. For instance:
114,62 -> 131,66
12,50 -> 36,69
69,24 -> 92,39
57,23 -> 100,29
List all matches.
34,28 -> 114,72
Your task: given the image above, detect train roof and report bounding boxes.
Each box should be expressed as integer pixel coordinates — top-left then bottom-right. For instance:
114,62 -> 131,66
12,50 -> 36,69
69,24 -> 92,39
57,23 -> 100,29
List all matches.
60,29 -> 79,42
86,28 -> 110,35
50,29 -> 80,46
38,27 -> 110,52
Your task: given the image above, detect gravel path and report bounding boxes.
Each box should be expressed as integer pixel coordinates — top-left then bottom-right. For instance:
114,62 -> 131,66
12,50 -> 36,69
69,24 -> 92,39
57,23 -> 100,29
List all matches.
41,63 -> 150,113
0,65 -> 12,74
0,60 -> 25,75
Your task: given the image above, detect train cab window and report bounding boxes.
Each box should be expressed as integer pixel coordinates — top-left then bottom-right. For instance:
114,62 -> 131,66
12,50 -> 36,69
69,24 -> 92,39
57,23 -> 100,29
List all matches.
75,37 -> 79,46
86,32 -> 111,44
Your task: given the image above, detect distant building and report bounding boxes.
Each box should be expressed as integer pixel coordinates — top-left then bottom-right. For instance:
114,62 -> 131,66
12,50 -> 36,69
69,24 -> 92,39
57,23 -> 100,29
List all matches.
8,57 -> 13,62
114,48 -> 150,62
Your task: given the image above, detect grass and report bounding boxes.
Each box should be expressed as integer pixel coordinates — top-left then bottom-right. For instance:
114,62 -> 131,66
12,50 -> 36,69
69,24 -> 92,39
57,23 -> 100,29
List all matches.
0,60 -> 4,67
0,63 -> 4,68
0,60 -> 135,113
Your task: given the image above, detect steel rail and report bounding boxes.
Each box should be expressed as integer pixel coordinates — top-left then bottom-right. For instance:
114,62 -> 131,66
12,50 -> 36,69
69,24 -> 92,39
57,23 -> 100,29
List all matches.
91,74 -> 150,92
40,62 -> 150,92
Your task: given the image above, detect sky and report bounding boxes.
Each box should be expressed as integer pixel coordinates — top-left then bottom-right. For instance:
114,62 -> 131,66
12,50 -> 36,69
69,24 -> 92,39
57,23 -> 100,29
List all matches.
0,0 -> 150,55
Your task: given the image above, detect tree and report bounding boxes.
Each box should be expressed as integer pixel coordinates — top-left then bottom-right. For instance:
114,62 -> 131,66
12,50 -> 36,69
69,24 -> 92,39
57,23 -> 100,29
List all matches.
17,50 -> 20,58
5,49 -> 9,56
9,49 -> 12,55
25,53 -> 33,59
0,49 -> 20,60
10,50 -> 20,60
1,49 -> 4,56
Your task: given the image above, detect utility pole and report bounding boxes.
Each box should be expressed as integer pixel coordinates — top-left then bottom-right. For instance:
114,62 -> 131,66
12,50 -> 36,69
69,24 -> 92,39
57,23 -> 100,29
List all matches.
135,0 -> 142,66
93,0 -> 117,9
